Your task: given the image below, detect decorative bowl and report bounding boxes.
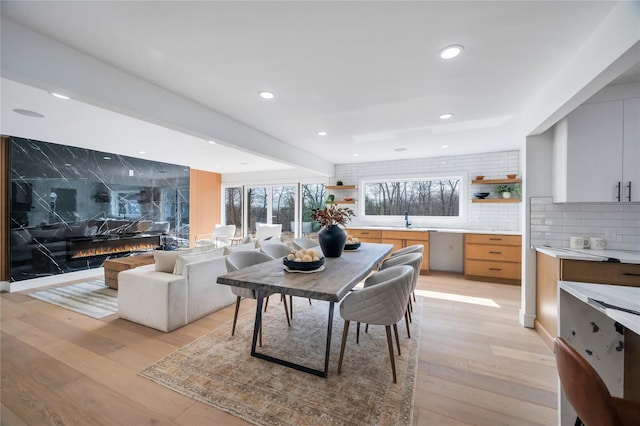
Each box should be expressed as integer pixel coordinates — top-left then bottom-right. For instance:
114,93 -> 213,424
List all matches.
344,242 -> 361,251
475,175 -> 485,180
474,192 -> 490,199
283,257 -> 325,271
507,174 -> 517,179
343,196 -> 354,201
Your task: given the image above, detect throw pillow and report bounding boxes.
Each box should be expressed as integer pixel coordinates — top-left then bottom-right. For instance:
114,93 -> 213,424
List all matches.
154,249 -> 189,273
173,247 -> 225,275
224,241 -> 258,255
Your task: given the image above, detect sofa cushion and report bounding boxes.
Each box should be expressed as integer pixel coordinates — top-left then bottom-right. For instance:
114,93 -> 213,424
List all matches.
173,248 -> 225,275
224,241 -> 258,255
154,249 -> 190,273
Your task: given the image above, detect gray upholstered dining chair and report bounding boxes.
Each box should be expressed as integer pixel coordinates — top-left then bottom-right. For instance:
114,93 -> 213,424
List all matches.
260,242 -> 312,317
292,237 -> 319,250
380,252 -> 422,321
225,251 -> 290,346
338,265 -> 414,383
388,244 -> 423,303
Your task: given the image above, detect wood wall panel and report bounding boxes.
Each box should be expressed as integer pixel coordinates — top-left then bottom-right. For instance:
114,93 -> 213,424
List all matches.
189,169 -> 221,246
1,137 -> 10,282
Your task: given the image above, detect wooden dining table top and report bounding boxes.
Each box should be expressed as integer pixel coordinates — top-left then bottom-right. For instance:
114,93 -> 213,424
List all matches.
216,243 -> 393,302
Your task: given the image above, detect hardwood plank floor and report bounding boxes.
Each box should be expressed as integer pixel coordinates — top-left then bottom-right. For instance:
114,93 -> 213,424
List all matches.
1,272 -> 556,425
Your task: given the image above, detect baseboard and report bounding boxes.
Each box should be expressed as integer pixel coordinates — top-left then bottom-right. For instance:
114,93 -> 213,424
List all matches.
9,268 -> 104,293
0,281 -> 10,292
519,310 -> 535,328
534,319 -> 555,350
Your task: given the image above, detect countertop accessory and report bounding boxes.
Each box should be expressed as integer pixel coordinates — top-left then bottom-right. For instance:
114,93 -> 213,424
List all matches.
474,192 -> 490,199
507,174 -> 517,179
283,257 -> 325,271
344,242 -> 361,251
475,175 -> 484,180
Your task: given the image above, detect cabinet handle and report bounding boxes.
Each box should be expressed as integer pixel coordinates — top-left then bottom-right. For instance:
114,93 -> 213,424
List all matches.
626,181 -> 632,202
489,268 -> 502,271
622,273 -> 640,277
616,182 -> 621,202
489,238 -> 502,241
489,251 -> 502,254
361,232 -> 369,235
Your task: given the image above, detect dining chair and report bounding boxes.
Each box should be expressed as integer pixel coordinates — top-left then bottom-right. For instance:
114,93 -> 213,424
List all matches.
195,224 -> 236,248
380,252 -> 422,319
260,242 -> 312,317
292,237 -> 319,250
388,244 -> 423,303
554,337 -> 640,426
338,265 -> 414,383
255,223 -> 283,242
225,251 -> 290,346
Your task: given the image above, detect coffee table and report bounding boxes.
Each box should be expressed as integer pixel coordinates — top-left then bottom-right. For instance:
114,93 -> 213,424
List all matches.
103,253 -> 155,289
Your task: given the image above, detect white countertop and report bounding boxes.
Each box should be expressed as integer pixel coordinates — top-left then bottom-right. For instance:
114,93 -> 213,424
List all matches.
535,246 -> 640,264
560,281 -> 640,335
347,226 -> 521,235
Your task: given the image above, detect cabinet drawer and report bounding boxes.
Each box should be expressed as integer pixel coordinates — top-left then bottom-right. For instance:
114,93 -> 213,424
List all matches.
465,259 -> 521,280
381,230 -> 429,241
465,244 -> 521,262
562,260 -> 640,286
465,234 -> 521,246
347,229 -> 381,239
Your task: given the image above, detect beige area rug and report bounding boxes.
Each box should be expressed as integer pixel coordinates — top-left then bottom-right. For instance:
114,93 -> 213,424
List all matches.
29,279 -> 117,319
139,296 -> 422,426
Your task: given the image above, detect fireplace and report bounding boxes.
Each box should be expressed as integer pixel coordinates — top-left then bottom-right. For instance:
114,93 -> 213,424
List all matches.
67,235 -> 160,259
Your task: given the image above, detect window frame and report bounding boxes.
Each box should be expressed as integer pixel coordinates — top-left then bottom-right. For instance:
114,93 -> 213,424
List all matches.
357,173 -> 467,226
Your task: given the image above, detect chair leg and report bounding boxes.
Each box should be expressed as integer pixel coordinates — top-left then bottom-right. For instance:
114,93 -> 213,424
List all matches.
574,417 -> 583,426
365,323 -> 369,333
259,318 -> 262,347
407,302 -> 413,323
356,322 -> 360,344
393,323 -> 401,356
264,295 -> 270,312
308,298 -> 312,305
404,310 -> 411,339
413,290 -> 416,303
282,294 -> 291,327
289,295 -> 293,320
338,320 -> 350,375
408,297 -> 413,314
231,296 -> 241,336
385,325 -> 397,383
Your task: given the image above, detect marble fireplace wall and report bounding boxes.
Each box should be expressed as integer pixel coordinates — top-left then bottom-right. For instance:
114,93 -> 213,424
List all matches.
9,136 -> 190,282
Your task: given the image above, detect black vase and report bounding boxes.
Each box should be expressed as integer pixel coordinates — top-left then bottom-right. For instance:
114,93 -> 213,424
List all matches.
318,225 -> 347,258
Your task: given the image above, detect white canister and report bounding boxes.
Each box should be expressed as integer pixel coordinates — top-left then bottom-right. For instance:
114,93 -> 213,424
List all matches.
569,236 -> 590,249
589,237 -> 608,250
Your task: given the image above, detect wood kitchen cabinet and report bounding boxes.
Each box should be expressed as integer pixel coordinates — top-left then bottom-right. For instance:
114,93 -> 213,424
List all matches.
535,251 -> 640,349
346,228 -> 381,244
380,230 -> 429,274
464,234 -> 521,284
553,95 -> 640,202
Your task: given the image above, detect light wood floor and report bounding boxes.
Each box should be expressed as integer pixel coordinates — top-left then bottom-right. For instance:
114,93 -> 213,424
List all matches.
1,272 -> 557,425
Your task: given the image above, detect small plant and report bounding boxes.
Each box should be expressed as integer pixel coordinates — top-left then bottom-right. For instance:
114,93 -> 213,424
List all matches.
496,184 -> 521,196
311,204 -> 355,228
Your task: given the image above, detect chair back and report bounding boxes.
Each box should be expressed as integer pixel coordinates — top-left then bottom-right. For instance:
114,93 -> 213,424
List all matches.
255,223 -> 283,241
225,250 -> 273,272
554,337 -> 623,426
340,265 -> 414,325
390,244 -> 424,258
292,238 -> 319,250
212,224 -> 236,241
380,252 -> 422,290
260,243 -> 293,259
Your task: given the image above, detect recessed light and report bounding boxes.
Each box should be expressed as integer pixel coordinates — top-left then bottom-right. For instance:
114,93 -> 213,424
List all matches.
50,92 -> 70,100
13,108 -> 45,118
439,113 -> 454,119
103,156 -> 111,160
137,151 -> 146,154
258,91 -> 275,99
352,154 -> 359,157
239,162 -> 248,165
441,145 -> 449,148
208,140 -> 216,145
440,45 -> 464,59
317,131 -> 328,136
394,147 -> 407,152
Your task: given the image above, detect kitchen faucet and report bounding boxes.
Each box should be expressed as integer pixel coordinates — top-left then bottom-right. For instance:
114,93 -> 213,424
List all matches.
404,211 -> 411,229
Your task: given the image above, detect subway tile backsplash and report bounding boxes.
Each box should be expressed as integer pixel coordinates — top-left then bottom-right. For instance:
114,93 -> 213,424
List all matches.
530,197 -> 640,251
336,150 -> 521,232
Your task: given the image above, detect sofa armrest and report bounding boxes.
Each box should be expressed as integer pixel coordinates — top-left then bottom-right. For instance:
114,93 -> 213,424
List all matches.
118,269 -> 188,332
182,256 -> 236,322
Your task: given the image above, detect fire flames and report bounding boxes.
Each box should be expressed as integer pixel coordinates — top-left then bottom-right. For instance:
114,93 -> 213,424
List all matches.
70,241 -> 158,258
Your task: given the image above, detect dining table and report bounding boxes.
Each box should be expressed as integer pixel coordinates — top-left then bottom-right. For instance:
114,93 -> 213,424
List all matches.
216,242 -> 393,377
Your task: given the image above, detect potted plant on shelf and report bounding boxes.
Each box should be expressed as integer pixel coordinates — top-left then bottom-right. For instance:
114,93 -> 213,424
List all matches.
311,203 -> 355,257
495,184 -> 521,199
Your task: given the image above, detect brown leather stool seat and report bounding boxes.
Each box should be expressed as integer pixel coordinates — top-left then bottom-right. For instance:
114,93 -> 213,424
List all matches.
554,337 -> 640,426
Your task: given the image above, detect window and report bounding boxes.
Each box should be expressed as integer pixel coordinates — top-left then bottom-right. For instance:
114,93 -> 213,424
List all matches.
363,177 -> 462,218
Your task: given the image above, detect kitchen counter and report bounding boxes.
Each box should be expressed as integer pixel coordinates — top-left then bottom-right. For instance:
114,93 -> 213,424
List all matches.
347,226 -> 521,236
535,246 -> 640,264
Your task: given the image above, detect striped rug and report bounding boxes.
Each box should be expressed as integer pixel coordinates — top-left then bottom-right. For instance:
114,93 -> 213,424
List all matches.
29,279 -> 118,319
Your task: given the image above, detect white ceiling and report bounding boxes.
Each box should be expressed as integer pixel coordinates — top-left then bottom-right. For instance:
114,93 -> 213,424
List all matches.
0,1 -> 634,175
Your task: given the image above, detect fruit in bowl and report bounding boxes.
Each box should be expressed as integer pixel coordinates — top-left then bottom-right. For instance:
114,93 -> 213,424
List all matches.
283,248 -> 325,271
344,235 -> 361,251
474,192 -> 490,199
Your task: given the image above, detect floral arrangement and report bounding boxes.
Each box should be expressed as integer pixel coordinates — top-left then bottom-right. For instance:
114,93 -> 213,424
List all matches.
495,184 -> 521,196
311,204 -> 355,228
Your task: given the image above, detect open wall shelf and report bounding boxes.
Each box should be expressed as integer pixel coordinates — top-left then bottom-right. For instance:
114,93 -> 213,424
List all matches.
471,178 -> 521,185
326,185 -> 357,190
472,198 -> 521,203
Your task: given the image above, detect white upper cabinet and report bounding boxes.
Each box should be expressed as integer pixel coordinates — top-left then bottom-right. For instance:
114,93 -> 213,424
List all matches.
553,82 -> 640,203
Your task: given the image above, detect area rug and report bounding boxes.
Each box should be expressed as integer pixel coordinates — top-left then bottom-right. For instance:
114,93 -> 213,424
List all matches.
140,297 -> 422,426
29,279 -> 118,319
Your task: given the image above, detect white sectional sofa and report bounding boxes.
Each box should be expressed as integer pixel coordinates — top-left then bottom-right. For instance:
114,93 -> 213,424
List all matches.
118,243 -> 259,332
